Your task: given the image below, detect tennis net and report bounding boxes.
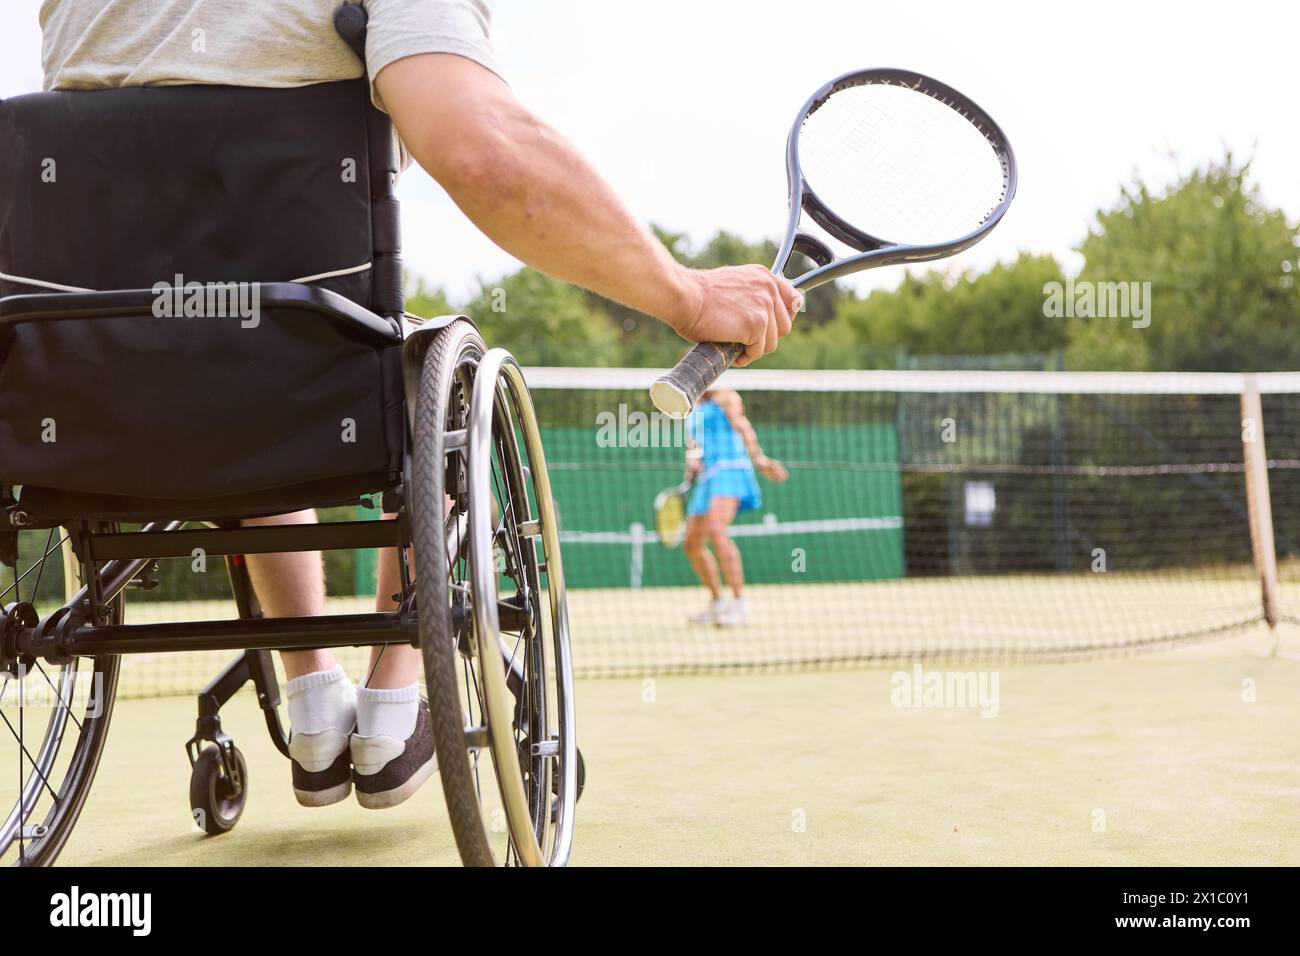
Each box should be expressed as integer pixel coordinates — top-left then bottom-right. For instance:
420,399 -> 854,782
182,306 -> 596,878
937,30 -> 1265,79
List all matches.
20,367 -> 1299,696
520,368 -> 1300,675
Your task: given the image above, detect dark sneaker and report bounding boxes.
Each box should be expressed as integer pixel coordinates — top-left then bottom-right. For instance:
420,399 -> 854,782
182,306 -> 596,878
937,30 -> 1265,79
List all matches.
350,699 -> 437,810
288,729 -> 353,807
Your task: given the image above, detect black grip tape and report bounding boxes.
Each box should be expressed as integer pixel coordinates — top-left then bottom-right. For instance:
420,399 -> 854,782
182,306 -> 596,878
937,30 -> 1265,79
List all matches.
650,341 -> 745,417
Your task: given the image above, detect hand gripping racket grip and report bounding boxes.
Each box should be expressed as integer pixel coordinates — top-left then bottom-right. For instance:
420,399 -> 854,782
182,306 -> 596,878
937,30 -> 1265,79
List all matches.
649,341 -> 745,418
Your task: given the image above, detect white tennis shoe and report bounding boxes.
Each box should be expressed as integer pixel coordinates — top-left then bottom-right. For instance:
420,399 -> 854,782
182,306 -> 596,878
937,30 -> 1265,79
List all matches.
689,597 -> 726,626
715,597 -> 751,627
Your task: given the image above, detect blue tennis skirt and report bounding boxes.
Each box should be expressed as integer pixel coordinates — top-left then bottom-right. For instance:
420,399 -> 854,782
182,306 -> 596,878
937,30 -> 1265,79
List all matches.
687,465 -> 762,516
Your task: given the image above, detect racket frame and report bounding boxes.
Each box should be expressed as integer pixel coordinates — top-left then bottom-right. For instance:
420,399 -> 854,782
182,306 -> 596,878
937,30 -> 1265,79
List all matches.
776,67 -> 1018,292
653,477 -> 695,548
650,68 -> 1018,418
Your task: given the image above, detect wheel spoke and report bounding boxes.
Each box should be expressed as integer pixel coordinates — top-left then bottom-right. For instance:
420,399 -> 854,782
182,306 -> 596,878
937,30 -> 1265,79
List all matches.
0,703 -> 62,804
26,528 -> 58,605
2,529 -> 68,604
34,663 -> 81,732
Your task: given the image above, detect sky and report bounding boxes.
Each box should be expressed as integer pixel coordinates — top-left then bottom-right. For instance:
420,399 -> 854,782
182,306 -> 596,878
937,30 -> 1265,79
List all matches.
3,0 -> 1297,302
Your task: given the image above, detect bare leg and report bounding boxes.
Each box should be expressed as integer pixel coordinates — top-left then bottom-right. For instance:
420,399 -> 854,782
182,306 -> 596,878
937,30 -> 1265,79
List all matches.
366,512 -> 422,689
241,510 -> 334,680
684,513 -> 722,598
706,496 -> 744,598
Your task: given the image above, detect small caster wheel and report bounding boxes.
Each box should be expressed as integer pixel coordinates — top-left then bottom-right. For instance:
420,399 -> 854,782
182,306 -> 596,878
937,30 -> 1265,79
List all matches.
189,744 -> 248,835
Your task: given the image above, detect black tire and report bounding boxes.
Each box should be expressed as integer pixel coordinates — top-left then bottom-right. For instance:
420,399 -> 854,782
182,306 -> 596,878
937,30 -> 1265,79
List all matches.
2,524 -> 122,867
189,745 -> 247,836
410,319 -> 497,866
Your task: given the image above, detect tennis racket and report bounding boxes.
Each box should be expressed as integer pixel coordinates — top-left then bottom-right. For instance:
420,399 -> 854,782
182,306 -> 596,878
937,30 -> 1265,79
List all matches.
653,476 -> 694,548
649,68 -> 1017,418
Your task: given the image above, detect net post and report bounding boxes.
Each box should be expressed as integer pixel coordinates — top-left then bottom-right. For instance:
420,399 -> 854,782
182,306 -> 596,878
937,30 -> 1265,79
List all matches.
1240,375 -> 1280,634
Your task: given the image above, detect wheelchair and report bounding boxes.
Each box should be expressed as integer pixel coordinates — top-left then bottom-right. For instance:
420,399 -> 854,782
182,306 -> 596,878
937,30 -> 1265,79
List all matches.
0,6 -> 579,867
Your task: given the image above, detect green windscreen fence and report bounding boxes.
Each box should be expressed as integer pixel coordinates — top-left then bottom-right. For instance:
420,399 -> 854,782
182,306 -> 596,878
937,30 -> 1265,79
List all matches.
543,421 -> 904,589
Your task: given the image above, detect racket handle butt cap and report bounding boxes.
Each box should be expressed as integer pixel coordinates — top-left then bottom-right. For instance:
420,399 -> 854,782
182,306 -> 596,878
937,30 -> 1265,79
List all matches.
649,379 -> 692,419
651,341 -> 745,418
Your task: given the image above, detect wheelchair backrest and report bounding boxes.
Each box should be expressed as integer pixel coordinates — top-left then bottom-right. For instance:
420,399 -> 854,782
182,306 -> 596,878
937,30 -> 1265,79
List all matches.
0,75 -> 410,521
0,78 -> 402,316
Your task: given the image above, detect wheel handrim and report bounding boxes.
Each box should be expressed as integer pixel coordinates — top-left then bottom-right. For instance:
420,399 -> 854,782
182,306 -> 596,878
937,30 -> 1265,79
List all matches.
468,350 -> 576,866
499,358 -> 576,864
413,325 -> 576,867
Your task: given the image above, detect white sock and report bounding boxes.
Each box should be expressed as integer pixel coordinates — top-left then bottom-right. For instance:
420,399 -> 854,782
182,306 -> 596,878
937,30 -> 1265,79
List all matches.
285,666 -> 356,736
356,681 -> 420,740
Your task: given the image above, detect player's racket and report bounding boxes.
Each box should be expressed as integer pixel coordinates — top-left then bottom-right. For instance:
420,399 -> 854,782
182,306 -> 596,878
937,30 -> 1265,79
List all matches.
653,477 -> 694,548
649,68 -> 1017,418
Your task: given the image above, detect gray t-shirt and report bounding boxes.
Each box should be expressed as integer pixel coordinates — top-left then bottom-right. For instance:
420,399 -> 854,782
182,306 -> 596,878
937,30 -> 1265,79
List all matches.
39,0 -> 499,109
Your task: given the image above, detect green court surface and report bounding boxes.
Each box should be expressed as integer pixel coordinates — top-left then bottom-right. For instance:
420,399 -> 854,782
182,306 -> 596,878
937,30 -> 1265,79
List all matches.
58,624 -> 1300,866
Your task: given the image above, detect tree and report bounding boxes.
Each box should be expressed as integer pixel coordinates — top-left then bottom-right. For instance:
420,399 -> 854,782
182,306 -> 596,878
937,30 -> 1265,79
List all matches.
584,225 -> 852,367
1066,154 -> 1300,371
401,154 -> 1300,374
827,253 -> 1068,364
579,227 -> 785,368
463,268 -> 619,367
404,275 -> 455,319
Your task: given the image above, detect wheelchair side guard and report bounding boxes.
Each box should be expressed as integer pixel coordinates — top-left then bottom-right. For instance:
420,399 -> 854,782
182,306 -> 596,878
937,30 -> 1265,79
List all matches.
399,313 -> 475,428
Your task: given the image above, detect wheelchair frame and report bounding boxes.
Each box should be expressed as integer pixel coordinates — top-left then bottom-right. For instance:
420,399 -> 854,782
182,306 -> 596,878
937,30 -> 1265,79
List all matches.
2,317 -> 579,865
0,3 -> 579,867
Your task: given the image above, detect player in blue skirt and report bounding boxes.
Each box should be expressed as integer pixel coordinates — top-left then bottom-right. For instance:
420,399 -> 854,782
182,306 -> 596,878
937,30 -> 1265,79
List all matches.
682,388 -> 787,626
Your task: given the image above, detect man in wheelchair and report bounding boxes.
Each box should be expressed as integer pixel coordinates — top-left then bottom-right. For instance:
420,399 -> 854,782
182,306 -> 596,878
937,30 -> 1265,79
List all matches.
0,0 -> 798,865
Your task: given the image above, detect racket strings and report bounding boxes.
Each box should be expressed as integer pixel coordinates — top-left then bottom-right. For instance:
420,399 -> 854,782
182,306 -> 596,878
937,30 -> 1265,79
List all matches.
798,84 -> 1008,247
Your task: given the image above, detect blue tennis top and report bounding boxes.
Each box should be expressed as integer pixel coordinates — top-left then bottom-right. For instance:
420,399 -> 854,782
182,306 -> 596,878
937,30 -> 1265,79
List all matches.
686,399 -> 761,515
690,399 -> 749,467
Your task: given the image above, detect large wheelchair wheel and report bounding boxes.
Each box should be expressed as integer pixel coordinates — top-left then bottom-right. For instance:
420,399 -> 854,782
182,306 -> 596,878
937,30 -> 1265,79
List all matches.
0,525 -> 121,866
411,320 -> 577,866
